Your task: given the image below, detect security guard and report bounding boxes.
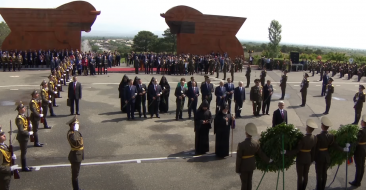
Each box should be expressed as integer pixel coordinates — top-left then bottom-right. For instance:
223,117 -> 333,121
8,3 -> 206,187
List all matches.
245,64 -> 251,88
236,123 -> 271,190
29,90 -> 44,147
279,70 -> 288,100
260,67 -> 266,87
349,114 -> 366,187
282,119 -> 318,190
315,116 -> 349,190
15,102 -> 33,171
352,85 -> 366,124
66,116 -> 84,190
41,80 -> 55,127
250,79 -> 262,116
300,73 -> 309,107
323,78 -> 334,114
0,127 -> 18,190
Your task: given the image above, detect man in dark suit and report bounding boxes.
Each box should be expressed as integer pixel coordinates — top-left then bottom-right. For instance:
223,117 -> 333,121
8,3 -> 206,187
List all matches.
234,81 -> 245,118
272,101 -> 288,127
66,116 -> 84,190
353,85 -> 366,124
68,76 -> 82,115
187,81 -> 200,119
321,71 -> 329,96
215,81 -> 227,114
124,79 -> 138,120
262,80 -> 273,115
175,81 -> 187,120
136,78 -> 147,118
201,78 -> 214,108
148,78 -> 162,118
224,78 -> 235,114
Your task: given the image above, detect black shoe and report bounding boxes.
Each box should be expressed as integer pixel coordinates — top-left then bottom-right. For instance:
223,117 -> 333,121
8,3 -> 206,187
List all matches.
44,126 -> 52,129
144,115 -> 147,118
50,114 -> 56,117
59,97 -> 63,98
176,118 -> 178,121
279,98 -> 284,100
266,113 -> 270,115
70,113 -> 74,115
157,116 -> 160,118
54,105 -> 59,107
22,167 -> 32,172
150,115 -> 153,118
76,113 -> 80,115
351,122 -> 357,125
238,115 -> 242,118
323,112 -> 328,115
300,105 -> 305,107
349,181 -> 361,187
34,143 -> 43,147
179,117 -> 183,119
139,115 -> 142,118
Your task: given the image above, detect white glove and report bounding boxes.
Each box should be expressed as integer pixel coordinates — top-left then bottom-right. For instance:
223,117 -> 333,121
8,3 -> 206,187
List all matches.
281,150 -> 286,154
29,124 -> 32,128
10,165 -> 18,171
343,147 -> 349,152
40,107 -> 43,111
54,92 -> 57,94
269,159 -> 273,163
74,124 -> 79,131
40,114 -> 44,118
346,143 -> 350,148
29,131 -> 33,136
48,100 -> 52,104
12,154 -> 16,160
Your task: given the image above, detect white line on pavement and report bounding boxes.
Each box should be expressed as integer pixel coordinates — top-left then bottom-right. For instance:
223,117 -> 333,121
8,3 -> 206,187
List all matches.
294,85 -> 299,86
316,85 -> 321,86
10,89 -> 18,91
15,152 -> 238,170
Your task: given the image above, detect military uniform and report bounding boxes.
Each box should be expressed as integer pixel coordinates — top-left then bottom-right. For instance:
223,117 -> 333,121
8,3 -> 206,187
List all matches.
16,54 -> 22,71
279,72 -> 287,100
0,128 -> 12,190
300,75 -> 310,107
41,80 -> 54,127
48,75 -> 58,107
66,117 -> 84,190
315,117 -> 345,190
175,85 -> 187,120
250,79 -> 262,116
349,115 -> 366,187
353,85 -> 366,124
285,119 -> 318,190
222,60 -> 228,80
15,103 -> 32,171
230,61 -> 235,82
324,78 -> 334,114
236,123 -> 270,190
29,91 -> 43,147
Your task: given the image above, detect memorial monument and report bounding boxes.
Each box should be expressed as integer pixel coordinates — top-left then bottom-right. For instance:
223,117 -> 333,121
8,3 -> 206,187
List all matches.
161,5 -> 246,58
0,1 -> 100,50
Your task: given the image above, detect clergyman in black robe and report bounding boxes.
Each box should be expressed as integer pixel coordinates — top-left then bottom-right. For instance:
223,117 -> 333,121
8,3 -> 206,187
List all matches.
194,100 -> 212,155
147,77 -> 155,115
118,74 -> 129,112
214,103 -> 234,158
159,76 -> 170,113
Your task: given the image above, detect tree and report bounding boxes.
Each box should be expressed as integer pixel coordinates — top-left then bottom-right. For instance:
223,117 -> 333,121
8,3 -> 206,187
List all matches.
132,31 -> 158,52
162,28 -> 176,53
268,20 -> 282,58
0,21 -> 11,47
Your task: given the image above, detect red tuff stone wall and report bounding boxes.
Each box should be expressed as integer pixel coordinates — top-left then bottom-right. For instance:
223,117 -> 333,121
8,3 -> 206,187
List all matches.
161,5 -> 245,58
0,1 -> 100,50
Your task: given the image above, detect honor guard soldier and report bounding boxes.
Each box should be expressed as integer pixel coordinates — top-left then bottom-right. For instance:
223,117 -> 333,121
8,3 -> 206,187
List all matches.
323,78 -> 334,114
349,114 -> 366,187
260,67 -> 267,87
48,75 -> 58,107
29,90 -> 44,147
282,119 -> 318,190
66,116 -> 84,190
279,70 -> 288,100
300,73 -> 310,107
16,53 -> 22,71
15,102 -> 33,171
315,117 -> 349,190
245,64 -> 251,88
236,123 -> 272,190
2,52 -> 8,72
41,80 -> 55,125
250,79 -> 262,116
0,127 -> 19,190
353,85 -> 366,124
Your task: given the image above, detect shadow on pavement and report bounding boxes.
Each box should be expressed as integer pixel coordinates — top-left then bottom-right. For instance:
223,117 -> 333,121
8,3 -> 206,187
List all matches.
99,111 -> 123,115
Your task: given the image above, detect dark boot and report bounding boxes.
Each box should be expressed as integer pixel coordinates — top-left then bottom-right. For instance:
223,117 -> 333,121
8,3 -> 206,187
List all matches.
21,159 -> 32,172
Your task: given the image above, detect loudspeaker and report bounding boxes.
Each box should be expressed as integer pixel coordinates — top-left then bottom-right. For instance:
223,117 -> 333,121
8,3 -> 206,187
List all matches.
290,52 -> 299,63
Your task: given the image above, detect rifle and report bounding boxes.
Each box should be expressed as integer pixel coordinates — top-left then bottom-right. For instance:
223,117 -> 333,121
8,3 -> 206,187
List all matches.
39,99 -> 44,124
26,106 -> 34,142
9,120 -> 20,179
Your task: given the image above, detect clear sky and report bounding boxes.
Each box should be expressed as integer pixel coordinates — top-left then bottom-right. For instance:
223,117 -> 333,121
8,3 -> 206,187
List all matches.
0,0 -> 365,49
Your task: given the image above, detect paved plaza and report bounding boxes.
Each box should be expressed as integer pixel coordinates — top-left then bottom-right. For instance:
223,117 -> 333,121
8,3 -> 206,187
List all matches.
0,69 -> 364,190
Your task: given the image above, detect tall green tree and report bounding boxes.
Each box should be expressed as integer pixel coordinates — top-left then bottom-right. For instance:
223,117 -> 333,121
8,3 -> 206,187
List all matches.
0,21 -> 11,48
268,20 -> 282,58
162,28 -> 176,52
132,31 -> 158,52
